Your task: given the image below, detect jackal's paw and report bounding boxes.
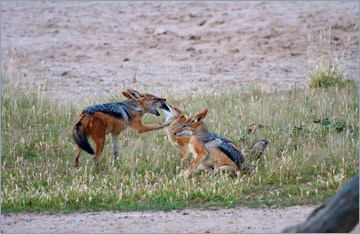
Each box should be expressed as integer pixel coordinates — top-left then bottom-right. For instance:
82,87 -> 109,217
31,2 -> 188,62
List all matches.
163,117 -> 176,126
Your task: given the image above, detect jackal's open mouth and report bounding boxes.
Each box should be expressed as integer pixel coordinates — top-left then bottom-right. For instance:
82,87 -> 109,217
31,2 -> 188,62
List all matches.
159,102 -> 170,112
174,131 -> 186,137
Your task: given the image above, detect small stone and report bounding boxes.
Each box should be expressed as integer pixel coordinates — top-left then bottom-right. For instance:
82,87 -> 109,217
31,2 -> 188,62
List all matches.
189,35 -> 201,40
123,58 -> 130,62
199,20 -> 206,26
153,27 -> 167,35
290,52 -> 301,57
149,43 -> 158,49
189,13 -> 197,18
199,48 -> 208,54
229,48 -> 240,54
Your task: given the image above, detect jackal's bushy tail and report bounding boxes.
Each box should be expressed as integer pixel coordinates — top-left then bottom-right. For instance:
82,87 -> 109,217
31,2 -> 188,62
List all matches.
72,116 -> 94,154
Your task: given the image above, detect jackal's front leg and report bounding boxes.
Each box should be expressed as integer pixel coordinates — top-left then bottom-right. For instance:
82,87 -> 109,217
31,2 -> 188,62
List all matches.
130,116 -> 175,133
183,146 -> 207,179
180,146 -> 190,168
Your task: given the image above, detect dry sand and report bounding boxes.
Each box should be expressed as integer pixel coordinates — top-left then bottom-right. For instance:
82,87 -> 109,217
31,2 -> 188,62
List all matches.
1,206 -> 359,233
1,2 -> 359,233
1,1 -> 358,100
0,206 -> 321,233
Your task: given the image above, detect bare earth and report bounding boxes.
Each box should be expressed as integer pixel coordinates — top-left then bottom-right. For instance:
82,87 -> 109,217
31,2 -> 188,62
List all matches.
1,1 -> 358,100
1,206 -> 359,233
0,206 -> 317,233
1,2 -> 359,233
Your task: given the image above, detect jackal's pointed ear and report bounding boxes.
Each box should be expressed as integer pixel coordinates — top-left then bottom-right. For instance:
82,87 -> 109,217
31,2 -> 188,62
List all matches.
192,109 -> 208,123
122,91 -> 133,99
127,89 -> 144,99
179,113 -> 187,119
174,107 -> 186,118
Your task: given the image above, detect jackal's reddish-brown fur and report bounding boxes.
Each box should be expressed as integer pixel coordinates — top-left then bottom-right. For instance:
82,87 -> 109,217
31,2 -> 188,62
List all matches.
174,109 -> 245,178
158,103 -> 190,167
73,89 -> 170,168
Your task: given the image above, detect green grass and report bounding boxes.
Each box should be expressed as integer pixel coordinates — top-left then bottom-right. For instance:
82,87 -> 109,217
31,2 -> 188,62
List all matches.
1,69 -> 359,213
308,60 -> 352,89
307,28 -> 353,89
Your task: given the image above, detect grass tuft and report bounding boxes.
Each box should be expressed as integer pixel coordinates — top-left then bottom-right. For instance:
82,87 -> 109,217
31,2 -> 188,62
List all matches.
307,28 -> 355,89
309,60 -> 348,88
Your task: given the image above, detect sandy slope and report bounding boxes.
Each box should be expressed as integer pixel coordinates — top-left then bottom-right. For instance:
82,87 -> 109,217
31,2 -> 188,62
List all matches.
1,1 -> 358,100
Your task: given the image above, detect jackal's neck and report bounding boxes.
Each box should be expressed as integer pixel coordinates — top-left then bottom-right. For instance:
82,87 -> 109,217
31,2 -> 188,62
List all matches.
122,99 -> 143,114
194,122 -> 210,136
169,112 -> 182,121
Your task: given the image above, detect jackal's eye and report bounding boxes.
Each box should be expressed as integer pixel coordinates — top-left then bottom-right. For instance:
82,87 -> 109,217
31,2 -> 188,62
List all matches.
182,124 -> 186,128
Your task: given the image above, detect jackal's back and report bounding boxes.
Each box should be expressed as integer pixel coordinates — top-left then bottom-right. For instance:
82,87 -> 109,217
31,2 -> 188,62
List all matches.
203,132 -> 245,169
82,99 -> 141,124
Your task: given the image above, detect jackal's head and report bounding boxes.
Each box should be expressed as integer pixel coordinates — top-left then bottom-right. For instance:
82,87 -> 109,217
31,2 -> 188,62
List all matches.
122,89 -> 166,116
158,102 -> 186,122
174,109 -> 208,137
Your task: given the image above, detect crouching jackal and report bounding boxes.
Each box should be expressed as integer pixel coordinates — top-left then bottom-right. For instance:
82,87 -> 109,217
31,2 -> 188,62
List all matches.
174,109 -> 246,178
73,89 -> 173,168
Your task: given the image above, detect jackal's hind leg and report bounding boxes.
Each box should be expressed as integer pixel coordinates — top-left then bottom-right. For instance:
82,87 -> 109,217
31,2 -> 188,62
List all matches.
75,147 -> 82,168
111,133 -> 120,161
195,163 -> 206,172
92,132 -> 105,168
214,165 -> 237,175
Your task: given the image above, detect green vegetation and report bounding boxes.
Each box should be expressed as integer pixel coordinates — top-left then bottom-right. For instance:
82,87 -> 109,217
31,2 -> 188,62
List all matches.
308,60 -> 350,89
1,68 -> 358,213
307,28 -> 353,89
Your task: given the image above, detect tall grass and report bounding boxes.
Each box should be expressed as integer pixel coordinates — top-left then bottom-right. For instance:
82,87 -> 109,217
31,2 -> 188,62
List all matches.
1,68 -> 358,213
307,28 -> 354,88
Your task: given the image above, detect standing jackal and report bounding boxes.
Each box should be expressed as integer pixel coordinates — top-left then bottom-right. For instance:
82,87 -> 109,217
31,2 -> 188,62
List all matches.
174,109 -> 246,178
73,89 -> 172,168
158,102 -> 190,167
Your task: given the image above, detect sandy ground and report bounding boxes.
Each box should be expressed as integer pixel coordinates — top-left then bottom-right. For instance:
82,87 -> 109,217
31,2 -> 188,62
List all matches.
1,2 -> 359,233
2,206 -> 359,233
0,206 -> 323,233
1,206 -> 359,233
1,1 -> 359,100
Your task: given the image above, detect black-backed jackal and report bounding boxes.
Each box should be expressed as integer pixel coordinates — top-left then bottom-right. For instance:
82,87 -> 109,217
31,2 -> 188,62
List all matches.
174,109 -> 251,178
72,89 -> 172,168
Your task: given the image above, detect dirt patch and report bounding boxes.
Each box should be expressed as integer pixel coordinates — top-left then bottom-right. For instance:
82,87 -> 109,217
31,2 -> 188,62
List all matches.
1,2 -> 358,100
2,206 -> 358,233
0,206 -> 322,233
